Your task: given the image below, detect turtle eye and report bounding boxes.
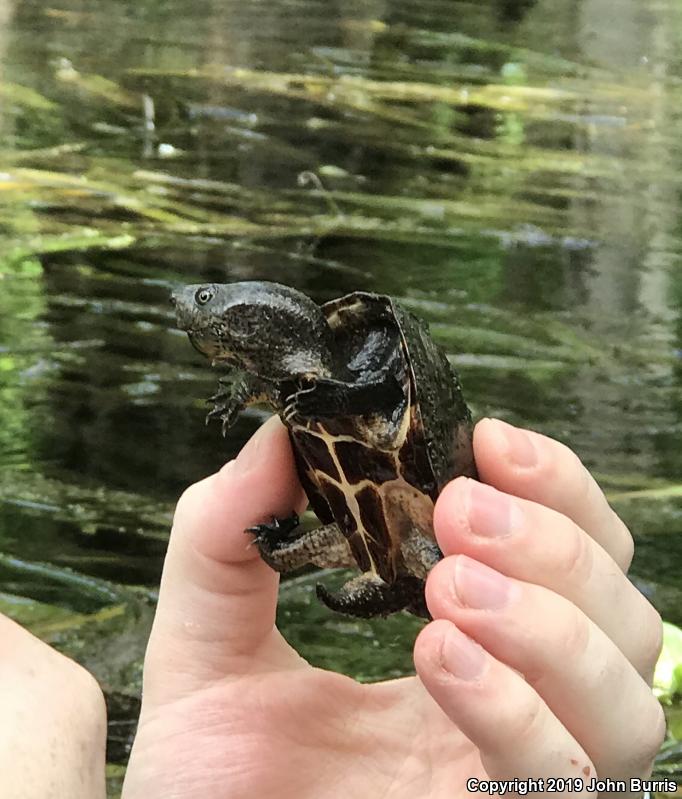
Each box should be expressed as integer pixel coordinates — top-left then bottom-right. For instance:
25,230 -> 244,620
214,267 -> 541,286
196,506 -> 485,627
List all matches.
195,287 -> 214,306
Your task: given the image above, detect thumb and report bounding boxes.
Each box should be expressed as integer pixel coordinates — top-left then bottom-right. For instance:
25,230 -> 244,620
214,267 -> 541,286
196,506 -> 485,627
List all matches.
142,416 -> 308,706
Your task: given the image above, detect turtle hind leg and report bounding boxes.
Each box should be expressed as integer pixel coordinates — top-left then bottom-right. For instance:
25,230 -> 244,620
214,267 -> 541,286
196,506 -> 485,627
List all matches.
248,513 -> 301,552
316,573 -> 429,619
248,520 -> 355,573
401,532 -> 443,580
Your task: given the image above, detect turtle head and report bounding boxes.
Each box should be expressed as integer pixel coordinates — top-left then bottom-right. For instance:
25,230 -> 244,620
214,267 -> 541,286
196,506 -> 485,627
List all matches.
171,281 -> 334,380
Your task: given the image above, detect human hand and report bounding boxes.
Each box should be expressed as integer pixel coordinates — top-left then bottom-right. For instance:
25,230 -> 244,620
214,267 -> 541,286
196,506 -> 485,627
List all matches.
122,417 -> 664,798
414,418 -> 664,792
0,613 -> 106,798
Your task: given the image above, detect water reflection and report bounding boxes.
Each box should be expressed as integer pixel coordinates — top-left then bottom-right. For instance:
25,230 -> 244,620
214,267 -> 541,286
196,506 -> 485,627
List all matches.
0,0 -> 680,780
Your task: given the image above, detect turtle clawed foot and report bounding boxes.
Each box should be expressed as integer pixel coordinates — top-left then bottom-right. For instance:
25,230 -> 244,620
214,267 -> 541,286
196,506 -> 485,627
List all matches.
283,379 -> 327,424
246,512 -> 300,550
283,380 -> 344,424
283,397 -> 302,425
205,402 -> 240,435
205,379 -> 244,434
316,574 -> 429,619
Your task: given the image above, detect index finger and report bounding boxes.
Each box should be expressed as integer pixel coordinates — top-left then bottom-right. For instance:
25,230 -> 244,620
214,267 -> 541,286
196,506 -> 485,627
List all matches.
473,419 -> 634,571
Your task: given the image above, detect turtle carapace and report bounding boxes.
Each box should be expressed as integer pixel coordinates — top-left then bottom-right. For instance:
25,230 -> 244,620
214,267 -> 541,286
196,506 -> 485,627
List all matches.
171,281 -> 477,619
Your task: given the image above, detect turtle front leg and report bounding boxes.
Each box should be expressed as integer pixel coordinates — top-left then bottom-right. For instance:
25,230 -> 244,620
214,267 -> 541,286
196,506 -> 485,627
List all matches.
206,373 -> 277,434
248,516 -> 355,572
284,375 -> 404,423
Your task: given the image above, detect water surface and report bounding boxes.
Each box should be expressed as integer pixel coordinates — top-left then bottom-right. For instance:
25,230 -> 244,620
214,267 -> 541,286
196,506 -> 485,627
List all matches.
1,0 -> 681,788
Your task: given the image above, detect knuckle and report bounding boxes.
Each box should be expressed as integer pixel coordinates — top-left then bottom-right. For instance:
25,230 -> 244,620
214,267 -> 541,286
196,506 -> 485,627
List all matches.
173,476 -> 214,528
176,479 -> 204,512
506,690 -> 546,744
75,663 -> 106,705
629,700 -> 667,769
562,521 -> 594,589
640,604 -> 664,677
559,606 -> 592,662
541,442 -> 592,507
60,659 -> 107,720
614,513 -> 635,571
554,441 -> 591,499
527,604 -> 591,688
646,701 -> 668,760
572,455 -> 594,506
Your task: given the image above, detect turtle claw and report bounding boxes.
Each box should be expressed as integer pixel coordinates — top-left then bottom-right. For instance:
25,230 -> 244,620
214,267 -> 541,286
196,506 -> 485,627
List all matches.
205,398 -> 240,434
283,384 -> 322,424
282,395 -> 301,425
203,377 -> 247,433
247,512 -> 300,550
283,379 -> 352,423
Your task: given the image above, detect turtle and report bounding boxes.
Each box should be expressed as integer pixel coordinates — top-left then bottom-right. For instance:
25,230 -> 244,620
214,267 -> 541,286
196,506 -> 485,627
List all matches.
171,281 -> 477,619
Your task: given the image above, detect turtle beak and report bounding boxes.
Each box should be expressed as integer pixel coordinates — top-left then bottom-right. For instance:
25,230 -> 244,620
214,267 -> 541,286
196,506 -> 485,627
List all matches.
170,286 -> 194,331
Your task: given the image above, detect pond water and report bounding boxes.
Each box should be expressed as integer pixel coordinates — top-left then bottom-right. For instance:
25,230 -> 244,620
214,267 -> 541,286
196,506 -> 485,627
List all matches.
1,0 -> 681,789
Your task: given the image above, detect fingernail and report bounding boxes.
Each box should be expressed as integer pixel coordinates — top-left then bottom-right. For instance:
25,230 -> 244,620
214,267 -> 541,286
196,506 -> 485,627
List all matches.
466,481 -> 521,538
235,417 -> 279,472
439,625 -> 486,680
494,419 -> 537,468
454,556 -> 512,609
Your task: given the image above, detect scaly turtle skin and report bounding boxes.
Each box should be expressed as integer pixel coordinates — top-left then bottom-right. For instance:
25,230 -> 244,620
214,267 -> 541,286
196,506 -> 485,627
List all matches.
171,281 -> 477,619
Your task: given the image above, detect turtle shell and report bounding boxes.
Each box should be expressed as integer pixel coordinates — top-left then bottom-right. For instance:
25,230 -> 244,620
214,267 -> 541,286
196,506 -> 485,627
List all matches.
287,292 -> 476,586
322,292 -> 476,491
389,298 -> 476,491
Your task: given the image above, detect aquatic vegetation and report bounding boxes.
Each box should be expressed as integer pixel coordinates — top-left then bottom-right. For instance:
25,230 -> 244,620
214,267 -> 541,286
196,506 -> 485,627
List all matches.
1,0 -> 682,785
